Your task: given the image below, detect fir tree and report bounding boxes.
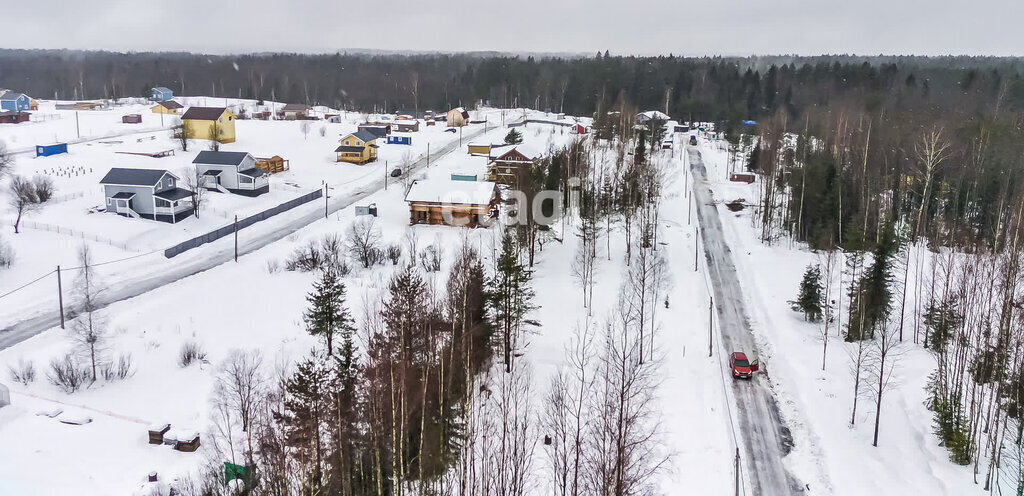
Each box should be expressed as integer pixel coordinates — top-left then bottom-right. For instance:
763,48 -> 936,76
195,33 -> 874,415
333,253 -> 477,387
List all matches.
847,221 -> 899,341
304,268 -> 355,355
277,355 -> 331,493
746,142 -> 761,171
790,264 -> 824,322
504,128 -> 523,145
487,227 -> 539,373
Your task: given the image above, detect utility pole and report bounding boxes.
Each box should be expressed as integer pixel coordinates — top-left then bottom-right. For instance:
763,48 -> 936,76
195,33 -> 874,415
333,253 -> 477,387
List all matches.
734,448 -> 741,496
384,160 -> 388,191
427,143 -> 430,167
708,297 -> 714,357
324,182 -> 329,219
233,215 -> 238,262
75,112 -> 80,139
688,196 -> 693,225
56,265 -> 65,329
694,227 -> 699,272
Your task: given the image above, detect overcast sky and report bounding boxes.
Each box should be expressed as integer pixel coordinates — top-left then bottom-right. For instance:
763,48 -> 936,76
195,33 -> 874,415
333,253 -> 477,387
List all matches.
2,0 -> 1022,57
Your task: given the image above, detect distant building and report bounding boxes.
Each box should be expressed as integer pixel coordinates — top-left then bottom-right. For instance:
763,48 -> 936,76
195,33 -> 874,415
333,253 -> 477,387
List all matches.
122,114 -> 142,124
151,101 -> 184,114
446,107 -> 470,127
358,124 -> 390,138
487,145 -> 543,186
151,87 -> 174,101
192,151 -> 270,196
0,92 -> 31,111
405,179 -> 499,226
335,131 -> 379,164
571,123 -> 588,134
280,103 -> 313,120
392,120 -> 419,132
182,107 -> 237,143
55,102 -> 103,110
467,143 -> 491,155
0,111 -> 30,124
99,168 -> 193,223
636,110 -> 670,124
35,143 -> 68,157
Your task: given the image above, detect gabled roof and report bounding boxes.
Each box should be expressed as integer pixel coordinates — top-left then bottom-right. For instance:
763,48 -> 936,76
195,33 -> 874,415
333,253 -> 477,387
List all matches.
100,168 -> 175,187
335,145 -> 367,153
494,145 -> 542,162
405,179 -> 498,206
155,100 -> 183,109
0,92 -> 26,101
193,151 -> 252,166
344,131 -> 379,143
154,188 -> 193,201
182,107 -> 230,121
152,87 -> 173,93
281,103 -> 312,111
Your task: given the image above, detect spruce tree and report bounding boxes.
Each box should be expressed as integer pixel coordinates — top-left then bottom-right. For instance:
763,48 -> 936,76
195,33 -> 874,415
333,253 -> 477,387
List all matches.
504,128 -> 523,145
304,268 -> 354,355
790,264 -> 824,322
278,355 -> 331,493
847,222 -> 899,341
487,227 -> 539,373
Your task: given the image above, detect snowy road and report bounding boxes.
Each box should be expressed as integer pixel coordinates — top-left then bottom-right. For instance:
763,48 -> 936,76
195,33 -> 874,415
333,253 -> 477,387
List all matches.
0,122 -> 503,350
687,146 -> 801,495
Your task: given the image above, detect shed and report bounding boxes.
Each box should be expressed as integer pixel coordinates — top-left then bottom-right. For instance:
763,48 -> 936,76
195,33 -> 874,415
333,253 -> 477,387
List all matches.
123,114 -> 142,124
150,87 -> 174,102
36,143 -> 68,157
151,101 -> 183,114
386,135 -> 412,145
392,120 -> 419,132
0,382 -> 9,408
451,173 -> 477,181
148,424 -> 171,444
354,204 -> 378,216
425,119 -> 435,126
571,123 -> 587,134
467,143 -> 491,155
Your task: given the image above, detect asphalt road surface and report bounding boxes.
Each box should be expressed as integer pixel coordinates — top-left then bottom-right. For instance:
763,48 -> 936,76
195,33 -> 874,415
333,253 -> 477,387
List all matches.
687,145 -> 801,495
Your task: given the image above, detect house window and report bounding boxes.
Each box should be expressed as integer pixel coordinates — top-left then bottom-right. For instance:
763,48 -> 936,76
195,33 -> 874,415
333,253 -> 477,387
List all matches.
155,198 -> 171,208
240,175 -> 253,183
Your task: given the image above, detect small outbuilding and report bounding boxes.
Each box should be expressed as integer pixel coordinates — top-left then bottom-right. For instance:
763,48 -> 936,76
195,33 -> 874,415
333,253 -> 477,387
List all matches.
151,101 -> 184,114
571,123 -> 587,134
405,179 -> 500,227
255,155 -> 290,174
35,143 -> 68,157
151,87 -> 174,101
0,110 -> 30,124
387,135 -> 412,145
123,114 -> 142,124
392,120 -> 419,132
467,143 -> 491,155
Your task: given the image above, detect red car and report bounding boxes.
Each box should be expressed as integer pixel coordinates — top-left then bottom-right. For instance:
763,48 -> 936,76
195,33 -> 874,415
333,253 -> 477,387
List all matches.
730,352 -> 759,379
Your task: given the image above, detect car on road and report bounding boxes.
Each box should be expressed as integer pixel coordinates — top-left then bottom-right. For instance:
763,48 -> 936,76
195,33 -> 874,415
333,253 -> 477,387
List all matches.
730,351 -> 758,379
390,168 -> 402,177
689,135 -> 698,146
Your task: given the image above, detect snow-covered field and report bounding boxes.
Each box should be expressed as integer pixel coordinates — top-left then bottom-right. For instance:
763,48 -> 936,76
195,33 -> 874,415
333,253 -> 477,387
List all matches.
0,103 -> 976,496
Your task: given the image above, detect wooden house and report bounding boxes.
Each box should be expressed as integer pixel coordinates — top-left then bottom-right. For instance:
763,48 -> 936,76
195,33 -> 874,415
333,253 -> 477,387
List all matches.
0,111 -> 30,124
151,101 -> 183,114
335,131 -> 379,164
182,107 -> 237,143
571,123 -> 587,134
405,179 -> 499,227
446,107 -> 469,127
392,120 -> 419,132
281,103 -> 313,120
0,92 -> 31,111
192,151 -> 270,196
487,145 -> 543,186
150,87 -> 174,101
99,168 -> 193,223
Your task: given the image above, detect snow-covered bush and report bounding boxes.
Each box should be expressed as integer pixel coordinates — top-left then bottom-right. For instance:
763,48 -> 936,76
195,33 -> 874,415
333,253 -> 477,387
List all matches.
100,353 -> 135,381
386,244 -> 402,265
419,244 -> 442,272
346,217 -> 383,268
179,340 -> 208,368
48,354 -> 89,393
7,358 -> 35,385
265,258 -> 281,274
0,235 -> 13,268
285,235 -> 352,275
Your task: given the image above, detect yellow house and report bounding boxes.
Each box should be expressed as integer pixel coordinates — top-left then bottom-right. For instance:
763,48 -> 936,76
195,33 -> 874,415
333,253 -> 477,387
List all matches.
335,131 -> 379,164
182,107 -> 237,143
152,101 -> 184,114
467,143 -> 491,155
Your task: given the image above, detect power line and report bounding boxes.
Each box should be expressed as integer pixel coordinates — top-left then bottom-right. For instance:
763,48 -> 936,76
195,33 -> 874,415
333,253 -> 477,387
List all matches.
0,269 -> 56,300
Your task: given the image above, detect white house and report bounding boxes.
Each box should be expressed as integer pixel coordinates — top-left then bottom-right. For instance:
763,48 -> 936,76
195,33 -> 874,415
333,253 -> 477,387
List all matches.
192,151 -> 270,196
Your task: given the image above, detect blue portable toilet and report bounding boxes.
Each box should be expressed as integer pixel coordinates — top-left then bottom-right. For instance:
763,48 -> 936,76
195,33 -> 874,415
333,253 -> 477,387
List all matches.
0,93 -> 31,111
387,135 -> 412,145
36,143 -> 68,157
151,87 -> 174,102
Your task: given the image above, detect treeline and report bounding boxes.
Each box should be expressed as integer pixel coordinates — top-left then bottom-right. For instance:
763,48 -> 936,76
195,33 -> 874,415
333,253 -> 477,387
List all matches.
3,49 -> 1024,125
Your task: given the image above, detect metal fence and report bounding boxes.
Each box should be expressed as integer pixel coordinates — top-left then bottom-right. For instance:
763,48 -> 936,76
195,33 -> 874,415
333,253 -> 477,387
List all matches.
18,220 -> 137,252
164,189 -> 323,258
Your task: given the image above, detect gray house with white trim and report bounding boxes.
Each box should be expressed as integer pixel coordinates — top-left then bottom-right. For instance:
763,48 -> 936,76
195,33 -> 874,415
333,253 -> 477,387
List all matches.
192,151 -> 270,197
99,168 -> 193,223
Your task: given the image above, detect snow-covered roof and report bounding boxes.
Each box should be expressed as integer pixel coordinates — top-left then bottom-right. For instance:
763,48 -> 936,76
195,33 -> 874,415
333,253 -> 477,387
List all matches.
0,92 -> 26,101
100,168 -> 176,187
193,151 -> 252,166
637,110 -> 670,121
405,179 -> 497,205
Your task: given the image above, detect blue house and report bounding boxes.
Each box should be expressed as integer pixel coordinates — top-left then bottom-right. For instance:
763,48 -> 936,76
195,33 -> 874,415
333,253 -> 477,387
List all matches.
387,135 -> 412,145
0,93 -> 31,111
151,87 -> 174,102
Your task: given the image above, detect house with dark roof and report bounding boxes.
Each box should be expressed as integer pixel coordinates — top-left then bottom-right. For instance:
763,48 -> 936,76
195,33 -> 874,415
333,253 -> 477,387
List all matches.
336,131 -> 379,164
280,103 -> 313,120
358,123 -> 390,138
192,151 -> 270,196
151,100 -> 183,114
182,107 -> 237,143
99,168 -> 193,223
487,145 -> 543,186
0,92 -> 31,111
151,87 -> 174,101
